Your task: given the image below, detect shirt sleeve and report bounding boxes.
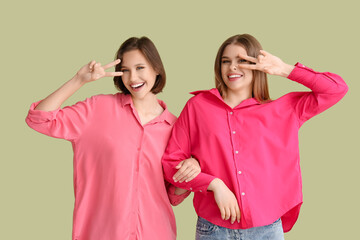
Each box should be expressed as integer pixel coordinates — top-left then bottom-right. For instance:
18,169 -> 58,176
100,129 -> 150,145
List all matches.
165,181 -> 191,206
162,101 -> 216,194
25,96 -> 96,141
287,63 -> 348,125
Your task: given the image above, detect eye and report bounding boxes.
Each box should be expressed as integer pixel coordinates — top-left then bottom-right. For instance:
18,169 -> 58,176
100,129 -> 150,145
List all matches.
221,60 -> 230,64
136,66 -> 144,70
238,59 -> 248,64
121,69 -> 129,72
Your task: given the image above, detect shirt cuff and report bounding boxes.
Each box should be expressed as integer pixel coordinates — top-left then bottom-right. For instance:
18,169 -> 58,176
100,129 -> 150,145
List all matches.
26,100 -> 60,123
167,185 -> 191,206
173,173 -> 216,196
287,62 -> 317,86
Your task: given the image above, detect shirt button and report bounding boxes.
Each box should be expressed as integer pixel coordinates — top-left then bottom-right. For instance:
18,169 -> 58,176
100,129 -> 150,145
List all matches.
230,112 -> 233,115
238,171 -> 242,174
189,187 -> 193,191
235,151 -> 239,154
241,192 -> 245,196
232,131 -> 236,134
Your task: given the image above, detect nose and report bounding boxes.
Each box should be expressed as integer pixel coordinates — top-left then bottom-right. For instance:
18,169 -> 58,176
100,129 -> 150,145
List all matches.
230,63 -> 237,71
129,70 -> 137,82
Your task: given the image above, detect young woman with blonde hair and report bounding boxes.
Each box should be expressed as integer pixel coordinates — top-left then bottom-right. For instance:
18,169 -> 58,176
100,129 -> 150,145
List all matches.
162,34 -> 348,239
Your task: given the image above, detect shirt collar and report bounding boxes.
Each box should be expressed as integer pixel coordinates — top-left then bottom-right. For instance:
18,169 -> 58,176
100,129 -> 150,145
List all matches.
119,93 -> 176,125
190,88 -> 260,109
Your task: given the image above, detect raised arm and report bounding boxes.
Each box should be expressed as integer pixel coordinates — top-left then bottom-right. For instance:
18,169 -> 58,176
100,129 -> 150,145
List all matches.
26,60 -> 122,140
237,50 -> 348,123
36,60 -> 122,111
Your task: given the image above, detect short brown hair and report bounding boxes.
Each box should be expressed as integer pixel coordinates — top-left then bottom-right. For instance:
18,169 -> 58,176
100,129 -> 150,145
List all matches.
113,37 -> 166,94
214,34 -> 270,103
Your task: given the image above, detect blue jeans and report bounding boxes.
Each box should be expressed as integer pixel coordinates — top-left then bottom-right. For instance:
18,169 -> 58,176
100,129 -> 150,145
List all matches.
195,217 -> 284,240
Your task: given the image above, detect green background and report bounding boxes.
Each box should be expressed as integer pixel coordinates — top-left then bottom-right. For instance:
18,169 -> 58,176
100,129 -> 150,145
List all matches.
1,0 -> 359,239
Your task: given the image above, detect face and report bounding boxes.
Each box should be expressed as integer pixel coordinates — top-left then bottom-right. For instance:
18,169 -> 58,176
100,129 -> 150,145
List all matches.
120,49 -> 158,100
221,44 -> 253,96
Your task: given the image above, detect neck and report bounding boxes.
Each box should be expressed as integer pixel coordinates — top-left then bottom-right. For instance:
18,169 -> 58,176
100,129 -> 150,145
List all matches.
131,93 -> 162,115
223,88 -> 252,108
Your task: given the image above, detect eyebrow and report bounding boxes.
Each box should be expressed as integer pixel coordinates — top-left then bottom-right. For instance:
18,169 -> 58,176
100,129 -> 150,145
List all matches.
221,56 -> 242,59
121,63 -> 146,68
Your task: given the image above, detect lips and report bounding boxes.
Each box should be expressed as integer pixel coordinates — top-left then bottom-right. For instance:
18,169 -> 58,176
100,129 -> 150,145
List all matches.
227,73 -> 243,81
131,82 -> 145,89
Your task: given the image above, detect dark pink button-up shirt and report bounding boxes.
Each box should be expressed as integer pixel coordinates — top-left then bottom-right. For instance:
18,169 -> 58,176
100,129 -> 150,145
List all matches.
26,93 -> 189,240
162,63 -> 348,232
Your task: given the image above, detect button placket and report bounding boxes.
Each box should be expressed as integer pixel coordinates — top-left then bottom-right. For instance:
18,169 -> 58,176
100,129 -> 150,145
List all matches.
230,110 -> 247,206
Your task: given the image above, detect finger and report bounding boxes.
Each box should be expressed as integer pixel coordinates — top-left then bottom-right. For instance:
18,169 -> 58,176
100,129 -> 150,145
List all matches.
174,160 -> 189,178
93,62 -> 102,70
220,207 -> 226,220
237,63 -> 258,70
237,53 -> 258,63
173,166 -> 185,182
178,168 -> 193,183
185,170 -> 199,182
177,167 -> 192,182
224,207 -> 231,220
175,161 -> 184,169
89,60 -> 96,67
89,60 -> 96,71
230,207 -> 236,224
257,54 -> 265,63
259,49 -> 269,56
236,205 -> 241,223
104,71 -> 123,77
103,59 -> 121,70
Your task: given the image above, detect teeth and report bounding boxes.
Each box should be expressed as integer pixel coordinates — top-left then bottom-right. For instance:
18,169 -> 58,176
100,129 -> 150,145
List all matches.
131,83 -> 144,88
229,75 -> 242,78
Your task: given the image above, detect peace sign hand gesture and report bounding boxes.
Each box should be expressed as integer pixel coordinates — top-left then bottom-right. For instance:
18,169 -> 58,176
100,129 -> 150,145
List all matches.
76,59 -> 123,84
237,50 -> 294,78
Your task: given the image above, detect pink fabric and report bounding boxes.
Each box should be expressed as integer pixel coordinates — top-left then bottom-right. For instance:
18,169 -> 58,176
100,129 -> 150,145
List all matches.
162,63 -> 348,232
26,93 -> 190,240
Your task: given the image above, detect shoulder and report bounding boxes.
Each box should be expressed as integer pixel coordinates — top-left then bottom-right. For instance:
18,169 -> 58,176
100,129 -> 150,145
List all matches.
267,92 -> 310,107
85,93 -> 122,106
90,93 -> 120,101
187,88 -> 216,105
167,111 -> 177,125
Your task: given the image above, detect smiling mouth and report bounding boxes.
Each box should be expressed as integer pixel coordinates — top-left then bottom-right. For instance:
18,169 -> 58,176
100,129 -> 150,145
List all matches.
131,83 -> 145,89
228,74 -> 243,80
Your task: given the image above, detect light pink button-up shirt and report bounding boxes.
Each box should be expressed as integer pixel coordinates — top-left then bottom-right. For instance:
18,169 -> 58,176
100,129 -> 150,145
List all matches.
162,63 -> 348,232
26,93 -> 189,240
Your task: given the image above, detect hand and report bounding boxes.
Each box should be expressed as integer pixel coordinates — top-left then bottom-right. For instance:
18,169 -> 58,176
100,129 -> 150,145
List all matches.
237,50 -> 295,77
208,178 -> 240,224
76,59 -> 123,84
173,157 -> 201,183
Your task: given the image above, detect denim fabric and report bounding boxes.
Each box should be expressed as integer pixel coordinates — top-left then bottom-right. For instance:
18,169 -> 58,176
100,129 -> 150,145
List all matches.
195,217 -> 284,240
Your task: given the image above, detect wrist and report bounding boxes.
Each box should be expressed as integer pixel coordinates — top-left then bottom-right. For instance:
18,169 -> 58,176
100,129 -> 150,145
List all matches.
174,187 -> 188,195
207,178 -> 223,192
72,74 -> 87,87
280,63 -> 295,78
